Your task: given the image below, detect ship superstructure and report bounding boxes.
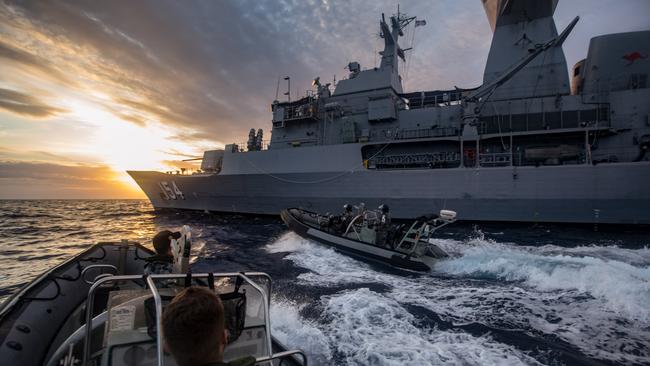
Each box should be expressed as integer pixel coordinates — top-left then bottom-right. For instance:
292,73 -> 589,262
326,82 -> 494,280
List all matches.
129,0 -> 650,224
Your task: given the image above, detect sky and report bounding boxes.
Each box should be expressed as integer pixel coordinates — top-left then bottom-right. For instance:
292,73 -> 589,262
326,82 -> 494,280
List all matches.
0,0 -> 648,199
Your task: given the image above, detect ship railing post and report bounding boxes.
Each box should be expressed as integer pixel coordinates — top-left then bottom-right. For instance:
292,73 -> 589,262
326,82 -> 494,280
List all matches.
510,132 -> 514,167
585,129 -> 591,164
459,125 -> 464,168
476,134 -> 480,168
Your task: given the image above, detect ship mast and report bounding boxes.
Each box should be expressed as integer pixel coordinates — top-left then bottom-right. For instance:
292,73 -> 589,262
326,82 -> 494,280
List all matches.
378,6 -> 415,74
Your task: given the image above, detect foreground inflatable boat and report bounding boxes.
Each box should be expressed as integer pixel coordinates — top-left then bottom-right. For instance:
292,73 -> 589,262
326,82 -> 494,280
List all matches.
0,237 -> 306,366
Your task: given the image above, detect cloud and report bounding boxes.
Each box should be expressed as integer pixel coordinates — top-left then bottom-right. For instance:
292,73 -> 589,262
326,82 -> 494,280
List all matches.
0,39 -> 75,87
115,113 -> 147,127
0,88 -> 66,118
0,0 -> 492,143
1,0 -> 648,139
0,160 -> 143,199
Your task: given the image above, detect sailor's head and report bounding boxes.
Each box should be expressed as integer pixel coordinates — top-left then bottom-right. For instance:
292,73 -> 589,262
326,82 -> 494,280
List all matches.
152,230 -> 181,255
343,204 -> 352,212
163,287 -> 228,366
379,204 -> 390,213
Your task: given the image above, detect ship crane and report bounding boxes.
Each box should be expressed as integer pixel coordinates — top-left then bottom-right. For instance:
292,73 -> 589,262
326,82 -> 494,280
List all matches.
463,16 -> 580,120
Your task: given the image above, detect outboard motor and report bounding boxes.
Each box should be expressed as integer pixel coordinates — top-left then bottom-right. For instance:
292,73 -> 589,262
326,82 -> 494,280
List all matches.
439,210 -> 457,223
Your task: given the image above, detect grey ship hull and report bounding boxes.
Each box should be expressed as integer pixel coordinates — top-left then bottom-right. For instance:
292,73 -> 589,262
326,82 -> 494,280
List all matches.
129,161 -> 650,224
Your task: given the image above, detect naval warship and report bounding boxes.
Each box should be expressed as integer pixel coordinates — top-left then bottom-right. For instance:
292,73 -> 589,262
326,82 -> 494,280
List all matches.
129,0 -> 650,224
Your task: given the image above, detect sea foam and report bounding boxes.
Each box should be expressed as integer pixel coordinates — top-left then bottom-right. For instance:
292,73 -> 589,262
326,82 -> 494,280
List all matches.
266,231 -> 650,364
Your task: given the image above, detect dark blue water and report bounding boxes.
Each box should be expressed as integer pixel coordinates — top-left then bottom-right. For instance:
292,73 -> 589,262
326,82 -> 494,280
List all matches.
0,200 -> 649,365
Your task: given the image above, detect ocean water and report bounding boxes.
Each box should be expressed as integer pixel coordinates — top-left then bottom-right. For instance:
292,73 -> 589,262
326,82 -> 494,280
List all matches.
0,199 -> 649,365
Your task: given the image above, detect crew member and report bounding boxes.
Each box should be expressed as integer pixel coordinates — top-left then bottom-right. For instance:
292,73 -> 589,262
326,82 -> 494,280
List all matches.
144,230 -> 181,275
162,287 -> 255,366
340,203 -> 354,230
379,204 -> 391,227
376,204 -> 391,246
356,202 -> 366,216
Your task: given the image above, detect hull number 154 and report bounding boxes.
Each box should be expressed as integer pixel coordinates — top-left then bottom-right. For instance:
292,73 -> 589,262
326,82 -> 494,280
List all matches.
158,181 -> 185,200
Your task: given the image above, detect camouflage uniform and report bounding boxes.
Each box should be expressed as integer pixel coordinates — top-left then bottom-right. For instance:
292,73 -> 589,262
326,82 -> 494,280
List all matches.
143,254 -> 173,275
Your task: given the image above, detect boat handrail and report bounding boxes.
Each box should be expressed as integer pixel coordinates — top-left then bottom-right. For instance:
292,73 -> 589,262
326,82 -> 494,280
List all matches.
45,311 -> 108,366
81,264 -> 117,285
255,349 -> 308,366
343,215 -> 363,240
82,272 -> 277,366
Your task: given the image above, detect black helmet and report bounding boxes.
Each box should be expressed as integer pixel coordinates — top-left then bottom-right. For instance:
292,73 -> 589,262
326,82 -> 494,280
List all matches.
343,204 -> 352,211
152,230 -> 181,254
379,204 -> 389,213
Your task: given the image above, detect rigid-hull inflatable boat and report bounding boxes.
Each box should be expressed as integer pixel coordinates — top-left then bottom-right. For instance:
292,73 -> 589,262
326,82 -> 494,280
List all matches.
281,207 -> 456,271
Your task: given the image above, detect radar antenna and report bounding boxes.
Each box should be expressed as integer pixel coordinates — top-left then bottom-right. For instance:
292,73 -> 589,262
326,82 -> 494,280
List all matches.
394,4 -> 417,36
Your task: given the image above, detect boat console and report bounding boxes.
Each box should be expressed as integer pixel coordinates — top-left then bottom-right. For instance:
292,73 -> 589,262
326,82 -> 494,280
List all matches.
48,272 -> 306,366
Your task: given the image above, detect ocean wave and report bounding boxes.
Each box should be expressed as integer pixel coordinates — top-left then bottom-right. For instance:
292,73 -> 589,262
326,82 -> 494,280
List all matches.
321,288 -> 541,366
270,298 -> 332,364
267,231 -> 650,363
435,233 -> 650,322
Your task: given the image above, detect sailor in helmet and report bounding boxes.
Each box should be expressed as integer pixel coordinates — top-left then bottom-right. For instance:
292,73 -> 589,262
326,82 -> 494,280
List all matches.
144,230 -> 181,275
379,204 -> 391,227
376,204 -> 392,247
355,202 -> 366,217
343,203 -> 353,216
340,203 -> 354,230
